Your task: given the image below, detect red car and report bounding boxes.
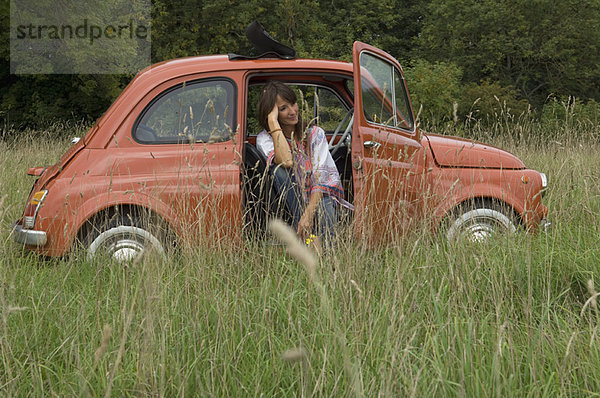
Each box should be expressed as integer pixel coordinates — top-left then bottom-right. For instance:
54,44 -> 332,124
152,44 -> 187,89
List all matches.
12,32 -> 549,261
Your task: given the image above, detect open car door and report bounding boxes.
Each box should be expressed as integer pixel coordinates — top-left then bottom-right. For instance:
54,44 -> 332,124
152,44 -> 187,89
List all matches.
351,42 -> 424,243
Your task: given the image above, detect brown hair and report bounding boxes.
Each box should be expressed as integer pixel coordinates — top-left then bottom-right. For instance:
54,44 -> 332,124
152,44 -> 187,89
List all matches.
257,80 -> 305,141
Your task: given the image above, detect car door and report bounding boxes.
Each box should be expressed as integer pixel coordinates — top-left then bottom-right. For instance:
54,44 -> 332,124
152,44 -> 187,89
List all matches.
351,42 -> 424,242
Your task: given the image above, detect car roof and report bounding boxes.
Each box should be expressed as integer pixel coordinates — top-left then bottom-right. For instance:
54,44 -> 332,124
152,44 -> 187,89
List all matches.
135,54 -> 354,84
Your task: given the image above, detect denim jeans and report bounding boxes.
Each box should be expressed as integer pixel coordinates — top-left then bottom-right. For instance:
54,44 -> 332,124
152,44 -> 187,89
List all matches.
270,164 -> 338,243
270,164 -> 303,228
314,195 -> 338,246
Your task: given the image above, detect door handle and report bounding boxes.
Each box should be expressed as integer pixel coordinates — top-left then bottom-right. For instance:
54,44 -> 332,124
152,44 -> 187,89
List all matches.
363,140 -> 381,149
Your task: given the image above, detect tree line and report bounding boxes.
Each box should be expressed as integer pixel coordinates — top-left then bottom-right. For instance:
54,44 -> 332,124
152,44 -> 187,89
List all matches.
2,0 -> 599,131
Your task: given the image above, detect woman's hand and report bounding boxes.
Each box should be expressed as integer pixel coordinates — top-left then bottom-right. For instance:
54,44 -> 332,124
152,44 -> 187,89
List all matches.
268,103 -> 293,167
268,104 -> 279,126
297,211 -> 314,238
297,191 -> 321,238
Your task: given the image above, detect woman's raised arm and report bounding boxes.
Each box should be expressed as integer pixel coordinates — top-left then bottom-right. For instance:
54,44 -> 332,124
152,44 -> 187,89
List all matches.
268,104 -> 293,168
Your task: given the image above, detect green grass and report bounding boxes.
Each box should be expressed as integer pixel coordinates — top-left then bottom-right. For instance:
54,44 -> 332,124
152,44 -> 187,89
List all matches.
1,125 -> 599,396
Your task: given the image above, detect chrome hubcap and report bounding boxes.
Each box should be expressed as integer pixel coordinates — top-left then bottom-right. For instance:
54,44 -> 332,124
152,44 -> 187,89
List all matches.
107,238 -> 146,262
463,222 -> 496,242
88,225 -> 164,262
446,207 -> 516,243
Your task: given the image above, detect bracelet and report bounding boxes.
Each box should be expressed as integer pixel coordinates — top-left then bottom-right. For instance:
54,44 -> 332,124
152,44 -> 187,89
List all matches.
269,128 -> 282,135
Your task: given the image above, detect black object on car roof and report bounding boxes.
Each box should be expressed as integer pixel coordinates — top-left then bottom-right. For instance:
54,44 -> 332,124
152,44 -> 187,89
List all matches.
229,21 -> 296,61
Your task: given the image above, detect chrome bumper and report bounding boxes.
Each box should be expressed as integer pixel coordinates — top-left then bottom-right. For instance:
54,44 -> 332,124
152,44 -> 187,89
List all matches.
12,223 -> 47,246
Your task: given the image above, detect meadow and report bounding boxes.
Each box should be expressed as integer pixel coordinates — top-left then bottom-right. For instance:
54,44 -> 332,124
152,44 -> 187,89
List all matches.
0,120 -> 599,397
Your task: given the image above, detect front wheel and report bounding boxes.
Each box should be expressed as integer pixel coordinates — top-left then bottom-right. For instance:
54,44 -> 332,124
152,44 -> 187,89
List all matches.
86,216 -> 165,262
445,201 -> 518,243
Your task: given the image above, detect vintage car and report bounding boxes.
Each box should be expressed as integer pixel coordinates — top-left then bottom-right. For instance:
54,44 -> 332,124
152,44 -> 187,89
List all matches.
12,25 -> 549,261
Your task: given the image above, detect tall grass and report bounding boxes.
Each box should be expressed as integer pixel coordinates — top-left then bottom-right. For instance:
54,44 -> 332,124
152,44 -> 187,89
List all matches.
0,121 -> 599,396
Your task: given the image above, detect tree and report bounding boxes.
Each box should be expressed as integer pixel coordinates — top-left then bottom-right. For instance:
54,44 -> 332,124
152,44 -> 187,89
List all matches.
417,0 -> 600,106
403,60 -> 462,127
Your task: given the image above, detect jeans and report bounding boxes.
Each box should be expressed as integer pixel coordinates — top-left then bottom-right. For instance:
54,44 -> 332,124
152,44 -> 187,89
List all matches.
270,165 -> 338,243
270,164 -> 303,228
314,195 -> 338,245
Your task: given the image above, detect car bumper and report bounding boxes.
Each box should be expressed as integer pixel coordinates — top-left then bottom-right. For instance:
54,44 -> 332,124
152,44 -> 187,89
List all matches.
12,223 -> 47,246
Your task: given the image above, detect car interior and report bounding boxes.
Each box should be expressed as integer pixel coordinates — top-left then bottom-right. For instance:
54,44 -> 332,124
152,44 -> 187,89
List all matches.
242,75 -> 355,234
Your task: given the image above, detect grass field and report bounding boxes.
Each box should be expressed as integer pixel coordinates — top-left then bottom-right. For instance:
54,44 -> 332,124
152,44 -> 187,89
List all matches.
1,123 -> 599,397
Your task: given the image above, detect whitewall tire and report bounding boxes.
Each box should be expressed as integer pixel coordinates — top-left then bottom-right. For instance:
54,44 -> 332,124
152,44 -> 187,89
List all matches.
86,221 -> 165,262
446,204 -> 518,243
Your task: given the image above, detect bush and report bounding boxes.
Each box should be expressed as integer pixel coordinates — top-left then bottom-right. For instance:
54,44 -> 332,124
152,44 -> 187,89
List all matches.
458,80 -> 530,125
403,60 -> 462,130
541,96 -> 600,128
539,96 -> 600,142
0,75 -> 126,132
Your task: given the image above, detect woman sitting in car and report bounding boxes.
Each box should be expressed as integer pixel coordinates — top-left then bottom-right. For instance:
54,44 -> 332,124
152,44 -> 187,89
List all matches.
256,80 -> 352,246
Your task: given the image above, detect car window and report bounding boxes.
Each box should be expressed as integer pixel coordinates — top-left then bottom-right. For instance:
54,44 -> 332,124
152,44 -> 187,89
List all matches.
246,83 -> 348,136
359,52 -> 414,131
314,87 -> 349,132
134,79 -> 235,144
394,69 -> 412,130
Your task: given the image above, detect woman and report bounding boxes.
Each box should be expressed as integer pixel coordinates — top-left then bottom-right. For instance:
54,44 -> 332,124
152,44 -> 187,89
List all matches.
256,81 -> 352,244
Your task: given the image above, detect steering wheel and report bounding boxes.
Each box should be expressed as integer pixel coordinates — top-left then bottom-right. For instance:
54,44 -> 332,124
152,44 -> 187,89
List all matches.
328,108 -> 353,158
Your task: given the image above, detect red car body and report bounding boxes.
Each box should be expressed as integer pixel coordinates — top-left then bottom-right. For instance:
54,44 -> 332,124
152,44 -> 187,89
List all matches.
13,42 -> 549,258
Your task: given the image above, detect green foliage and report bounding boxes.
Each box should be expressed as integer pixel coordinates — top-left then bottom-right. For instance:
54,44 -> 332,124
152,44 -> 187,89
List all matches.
307,0 -> 426,62
418,0 -> 600,107
1,75 -> 125,128
403,60 -> 462,128
459,80 -> 530,123
540,96 -> 600,136
9,0 -> 150,74
2,0 -> 600,133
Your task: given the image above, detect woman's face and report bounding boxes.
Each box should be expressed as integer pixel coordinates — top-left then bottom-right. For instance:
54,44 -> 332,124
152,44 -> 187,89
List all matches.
275,95 -> 299,129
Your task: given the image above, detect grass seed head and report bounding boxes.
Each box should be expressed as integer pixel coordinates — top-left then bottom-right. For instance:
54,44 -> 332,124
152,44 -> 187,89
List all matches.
7,306 -> 28,313
268,219 -> 317,275
350,279 -> 363,296
587,279 -> 598,310
94,324 -> 113,365
282,347 -> 307,363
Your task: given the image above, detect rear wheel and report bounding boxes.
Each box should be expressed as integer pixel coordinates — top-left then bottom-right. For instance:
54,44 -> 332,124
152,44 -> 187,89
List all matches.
445,201 -> 518,243
85,214 -> 166,262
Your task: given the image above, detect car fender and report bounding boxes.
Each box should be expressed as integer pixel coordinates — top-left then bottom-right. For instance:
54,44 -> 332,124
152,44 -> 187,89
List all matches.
37,190 -> 182,257
428,173 -> 526,231
435,184 -> 523,218
73,190 -> 181,239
